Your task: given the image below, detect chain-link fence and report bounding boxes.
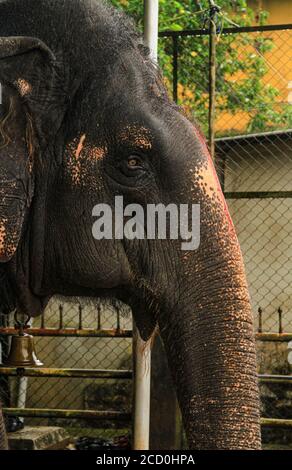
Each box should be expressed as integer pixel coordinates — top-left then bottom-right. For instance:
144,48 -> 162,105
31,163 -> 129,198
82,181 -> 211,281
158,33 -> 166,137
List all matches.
0,22 -> 292,450
0,301 -> 133,445
159,23 -> 292,448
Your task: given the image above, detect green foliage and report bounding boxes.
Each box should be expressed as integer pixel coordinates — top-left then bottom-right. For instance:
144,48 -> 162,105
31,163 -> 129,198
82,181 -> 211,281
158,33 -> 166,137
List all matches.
111,1 -> 291,136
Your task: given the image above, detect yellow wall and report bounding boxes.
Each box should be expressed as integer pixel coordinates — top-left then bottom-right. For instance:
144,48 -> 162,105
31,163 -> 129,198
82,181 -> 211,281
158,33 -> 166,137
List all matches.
215,0 -> 292,135
248,0 -> 292,24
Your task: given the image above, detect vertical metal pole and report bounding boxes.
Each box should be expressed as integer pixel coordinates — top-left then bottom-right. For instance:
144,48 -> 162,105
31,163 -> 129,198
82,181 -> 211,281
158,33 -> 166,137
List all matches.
278,307 -> 283,334
0,314 -> 10,410
133,325 -> 151,450
258,307 -> 262,334
132,0 -> 159,451
17,316 -> 33,424
78,305 -> 83,330
173,35 -> 178,103
208,1 -> 217,160
16,377 -> 28,425
143,0 -> 159,61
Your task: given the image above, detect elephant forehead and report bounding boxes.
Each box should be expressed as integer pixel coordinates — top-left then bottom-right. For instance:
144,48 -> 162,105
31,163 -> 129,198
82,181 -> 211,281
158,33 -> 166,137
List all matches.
119,125 -> 152,150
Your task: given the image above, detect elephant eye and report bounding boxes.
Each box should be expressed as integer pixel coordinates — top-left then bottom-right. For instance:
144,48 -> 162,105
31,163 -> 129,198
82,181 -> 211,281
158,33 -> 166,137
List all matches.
127,155 -> 143,169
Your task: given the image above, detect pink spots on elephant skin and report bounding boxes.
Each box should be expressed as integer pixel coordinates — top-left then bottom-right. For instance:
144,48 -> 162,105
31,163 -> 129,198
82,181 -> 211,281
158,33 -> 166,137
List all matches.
192,125 -> 235,233
0,219 -> 6,255
119,125 -> 152,150
0,216 -> 18,262
75,134 -> 86,159
14,78 -> 32,97
65,134 -> 106,189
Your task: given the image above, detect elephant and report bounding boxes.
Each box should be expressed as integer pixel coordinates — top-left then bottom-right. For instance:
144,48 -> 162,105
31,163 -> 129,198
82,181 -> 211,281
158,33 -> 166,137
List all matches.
0,0 -> 261,450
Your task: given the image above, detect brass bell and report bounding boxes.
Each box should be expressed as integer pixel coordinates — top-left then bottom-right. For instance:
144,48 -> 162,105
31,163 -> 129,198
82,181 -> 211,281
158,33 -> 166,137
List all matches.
1,313 -> 43,367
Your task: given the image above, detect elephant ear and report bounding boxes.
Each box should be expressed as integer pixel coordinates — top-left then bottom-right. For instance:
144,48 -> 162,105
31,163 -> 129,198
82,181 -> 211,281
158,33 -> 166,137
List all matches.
0,36 -> 56,262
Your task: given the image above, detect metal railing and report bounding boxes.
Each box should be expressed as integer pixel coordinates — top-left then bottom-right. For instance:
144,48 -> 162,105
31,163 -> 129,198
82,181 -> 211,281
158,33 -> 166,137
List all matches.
0,306 -> 133,424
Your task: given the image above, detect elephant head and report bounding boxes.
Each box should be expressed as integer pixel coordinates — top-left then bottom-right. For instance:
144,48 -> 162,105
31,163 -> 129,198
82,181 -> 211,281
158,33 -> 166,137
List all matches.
0,0 -> 261,449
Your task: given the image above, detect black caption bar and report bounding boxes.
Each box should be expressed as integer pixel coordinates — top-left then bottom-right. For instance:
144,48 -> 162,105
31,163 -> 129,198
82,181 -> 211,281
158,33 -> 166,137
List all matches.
1,450 -> 292,467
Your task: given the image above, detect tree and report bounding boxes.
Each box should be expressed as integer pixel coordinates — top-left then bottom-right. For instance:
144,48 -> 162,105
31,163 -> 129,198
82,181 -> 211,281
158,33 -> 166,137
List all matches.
111,0 -> 292,136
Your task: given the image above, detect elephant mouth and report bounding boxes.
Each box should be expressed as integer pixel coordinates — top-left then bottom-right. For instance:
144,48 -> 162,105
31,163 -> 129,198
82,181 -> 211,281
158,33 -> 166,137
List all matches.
54,292 -> 132,318
28,282 -> 135,319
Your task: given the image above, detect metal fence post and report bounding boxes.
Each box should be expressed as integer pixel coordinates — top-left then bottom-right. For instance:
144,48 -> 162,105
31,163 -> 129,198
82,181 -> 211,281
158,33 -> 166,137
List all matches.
131,1 -> 159,450
208,1 -> 218,160
133,325 -> 151,450
172,35 -> 178,103
143,0 -> 159,59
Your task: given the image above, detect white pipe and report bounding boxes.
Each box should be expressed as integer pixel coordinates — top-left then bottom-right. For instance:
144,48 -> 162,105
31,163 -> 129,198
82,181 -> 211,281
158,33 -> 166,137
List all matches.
132,1 -> 159,451
16,317 -> 33,423
133,325 -> 151,450
143,0 -> 159,62
16,377 -> 28,424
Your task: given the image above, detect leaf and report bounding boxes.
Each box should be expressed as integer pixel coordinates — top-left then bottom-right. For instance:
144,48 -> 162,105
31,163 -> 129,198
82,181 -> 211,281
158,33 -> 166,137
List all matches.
170,24 -> 183,31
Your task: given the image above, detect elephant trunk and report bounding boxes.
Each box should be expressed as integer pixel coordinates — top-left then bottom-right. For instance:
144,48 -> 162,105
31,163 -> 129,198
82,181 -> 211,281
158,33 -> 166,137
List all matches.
159,286 -> 261,448
159,251 -> 261,449
158,161 -> 261,449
